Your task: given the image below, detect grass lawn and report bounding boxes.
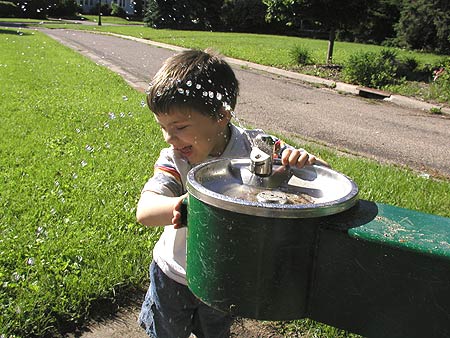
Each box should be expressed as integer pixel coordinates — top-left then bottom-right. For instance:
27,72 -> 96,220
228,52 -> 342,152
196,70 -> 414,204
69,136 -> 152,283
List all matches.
34,22 -> 445,67
0,15 -> 143,25
0,27 -> 449,337
3,18 -> 444,67
0,27 -> 161,336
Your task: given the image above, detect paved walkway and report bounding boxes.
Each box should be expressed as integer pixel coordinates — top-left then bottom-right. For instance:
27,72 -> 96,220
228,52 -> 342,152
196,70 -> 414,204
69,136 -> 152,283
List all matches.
38,28 -> 450,178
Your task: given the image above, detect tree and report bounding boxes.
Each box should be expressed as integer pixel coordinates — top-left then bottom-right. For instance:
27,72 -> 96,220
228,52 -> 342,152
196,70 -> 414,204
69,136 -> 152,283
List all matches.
47,0 -> 79,18
144,0 -> 224,30
14,0 -> 78,18
395,0 -> 450,54
338,0 -> 402,45
263,0 -> 374,63
0,1 -> 20,17
133,0 -> 144,17
15,0 -> 47,18
221,0 -> 280,33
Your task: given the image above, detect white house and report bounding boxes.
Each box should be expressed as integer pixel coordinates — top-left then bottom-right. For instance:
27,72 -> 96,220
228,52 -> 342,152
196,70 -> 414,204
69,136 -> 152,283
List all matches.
76,0 -> 135,15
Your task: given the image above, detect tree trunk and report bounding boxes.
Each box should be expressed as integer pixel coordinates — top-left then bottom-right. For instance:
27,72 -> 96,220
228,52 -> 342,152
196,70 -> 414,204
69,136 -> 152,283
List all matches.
327,27 -> 336,64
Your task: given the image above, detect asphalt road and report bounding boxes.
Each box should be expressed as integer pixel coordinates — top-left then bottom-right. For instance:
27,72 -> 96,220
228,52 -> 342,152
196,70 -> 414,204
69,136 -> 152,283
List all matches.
41,28 -> 450,178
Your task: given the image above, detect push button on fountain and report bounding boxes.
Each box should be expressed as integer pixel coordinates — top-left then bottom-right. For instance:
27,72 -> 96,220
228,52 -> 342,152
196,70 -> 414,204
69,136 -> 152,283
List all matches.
257,190 -> 288,204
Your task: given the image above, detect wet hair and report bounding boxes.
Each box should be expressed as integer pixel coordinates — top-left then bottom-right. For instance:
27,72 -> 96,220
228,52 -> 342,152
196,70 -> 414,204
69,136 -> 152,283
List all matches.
146,48 -> 239,118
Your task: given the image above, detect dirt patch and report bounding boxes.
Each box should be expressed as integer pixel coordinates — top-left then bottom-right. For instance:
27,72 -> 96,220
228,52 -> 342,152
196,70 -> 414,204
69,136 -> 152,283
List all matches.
231,318 -> 285,338
62,293 -> 285,338
64,307 -> 285,338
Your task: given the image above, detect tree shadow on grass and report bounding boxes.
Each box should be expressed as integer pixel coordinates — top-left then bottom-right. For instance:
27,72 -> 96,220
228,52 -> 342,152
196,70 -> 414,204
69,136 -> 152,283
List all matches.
0,27 -> 32,36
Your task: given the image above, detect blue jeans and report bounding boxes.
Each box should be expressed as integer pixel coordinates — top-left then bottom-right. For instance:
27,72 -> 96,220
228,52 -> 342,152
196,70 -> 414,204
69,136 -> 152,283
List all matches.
138,261 -> 233,338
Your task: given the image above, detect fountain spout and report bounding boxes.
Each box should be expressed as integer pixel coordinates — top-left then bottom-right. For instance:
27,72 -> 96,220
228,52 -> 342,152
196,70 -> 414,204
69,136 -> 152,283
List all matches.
250,134 -> 277,176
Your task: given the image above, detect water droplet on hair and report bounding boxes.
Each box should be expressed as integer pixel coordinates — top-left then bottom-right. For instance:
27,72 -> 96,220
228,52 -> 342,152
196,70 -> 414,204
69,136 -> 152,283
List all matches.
186,80 -> 192,87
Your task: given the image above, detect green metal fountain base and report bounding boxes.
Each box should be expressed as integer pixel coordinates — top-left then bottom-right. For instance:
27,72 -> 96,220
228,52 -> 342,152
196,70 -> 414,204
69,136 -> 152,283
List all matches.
309,201 -> 450,338
186,200 -> 450,338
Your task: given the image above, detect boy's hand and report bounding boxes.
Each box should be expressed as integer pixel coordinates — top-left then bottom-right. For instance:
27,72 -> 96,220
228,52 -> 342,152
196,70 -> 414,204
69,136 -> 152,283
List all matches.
281,148 -> 329,168
172,193 -> 188,229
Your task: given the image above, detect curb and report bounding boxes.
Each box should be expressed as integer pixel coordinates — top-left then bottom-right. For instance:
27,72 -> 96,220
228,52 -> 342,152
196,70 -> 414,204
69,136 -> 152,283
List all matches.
385,95 -> 450,115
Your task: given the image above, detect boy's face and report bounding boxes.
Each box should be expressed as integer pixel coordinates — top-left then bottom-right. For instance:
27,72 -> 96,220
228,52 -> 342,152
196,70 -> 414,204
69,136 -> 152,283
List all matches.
154,108 -> 230,165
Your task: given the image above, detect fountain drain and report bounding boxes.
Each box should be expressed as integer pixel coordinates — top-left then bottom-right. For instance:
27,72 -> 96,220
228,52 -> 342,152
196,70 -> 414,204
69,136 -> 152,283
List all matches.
257,190 -> 288,204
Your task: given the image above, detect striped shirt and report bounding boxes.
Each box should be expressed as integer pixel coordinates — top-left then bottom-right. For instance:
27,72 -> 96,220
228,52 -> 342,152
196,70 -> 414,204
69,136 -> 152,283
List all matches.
141,123 -> 269,285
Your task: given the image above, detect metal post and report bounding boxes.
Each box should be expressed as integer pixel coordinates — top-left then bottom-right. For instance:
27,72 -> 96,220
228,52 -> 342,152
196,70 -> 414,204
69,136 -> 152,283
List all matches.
98,0 -> 102,26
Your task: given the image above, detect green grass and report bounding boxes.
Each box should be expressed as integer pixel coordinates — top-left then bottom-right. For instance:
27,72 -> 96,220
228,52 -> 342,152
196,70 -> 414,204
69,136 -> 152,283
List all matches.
270,318 -> 361,338
292,142 -> 450,217
0,28 -> 162,336
0,27 -> 449,337
0,15 -> 143,25
25,22 -> 444,67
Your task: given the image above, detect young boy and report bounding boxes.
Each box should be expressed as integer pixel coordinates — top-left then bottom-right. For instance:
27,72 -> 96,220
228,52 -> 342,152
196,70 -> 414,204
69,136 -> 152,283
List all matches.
136,48 -> 325,338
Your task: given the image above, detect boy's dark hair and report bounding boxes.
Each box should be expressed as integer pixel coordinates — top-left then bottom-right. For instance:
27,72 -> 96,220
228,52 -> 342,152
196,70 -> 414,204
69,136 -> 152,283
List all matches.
146,48 -> 239,118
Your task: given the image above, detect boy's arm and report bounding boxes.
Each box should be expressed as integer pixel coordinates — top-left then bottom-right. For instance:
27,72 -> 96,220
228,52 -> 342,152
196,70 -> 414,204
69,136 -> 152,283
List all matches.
136,191 -> 186,228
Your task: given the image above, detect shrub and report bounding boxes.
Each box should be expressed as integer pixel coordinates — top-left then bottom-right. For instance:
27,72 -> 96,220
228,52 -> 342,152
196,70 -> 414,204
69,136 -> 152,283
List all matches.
111,2 -> 126,17
0,1 -> 19,17
403,56 -> 419,72
343,49 -> 398,88
429,58 -> 450,103
290,45 -> 315,65
396,56 -> 419,79
47,0 -> 79,18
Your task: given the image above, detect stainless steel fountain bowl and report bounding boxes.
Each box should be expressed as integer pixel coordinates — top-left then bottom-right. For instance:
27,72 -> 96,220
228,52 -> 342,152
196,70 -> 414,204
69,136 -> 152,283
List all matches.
186,158 -> 359,218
